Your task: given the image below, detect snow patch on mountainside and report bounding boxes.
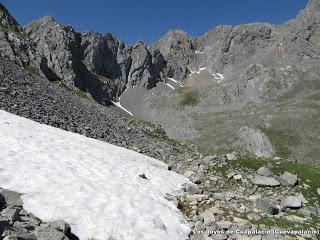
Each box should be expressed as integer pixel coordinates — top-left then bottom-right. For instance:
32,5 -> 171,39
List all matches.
111,100 -> 133,116
111,88 -> 134,116
166,83 -> 176,89
0,110 -> 190,240
168,78 -> 183,87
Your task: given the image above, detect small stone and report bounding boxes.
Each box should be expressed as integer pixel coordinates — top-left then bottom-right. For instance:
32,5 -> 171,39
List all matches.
282,196 -> 302,209
225,154 -> 237,161
278,172 -> 298,186
317,188 -> 320,195
139,174 -> 148,180
227,172 -> 237,179
234,174 -> 242,180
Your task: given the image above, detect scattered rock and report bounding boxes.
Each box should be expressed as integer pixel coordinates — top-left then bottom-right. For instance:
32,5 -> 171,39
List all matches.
225,154 -> 237,161
227,172 -> 237,179
278,171 -> 298,186
233,174 -> 243,180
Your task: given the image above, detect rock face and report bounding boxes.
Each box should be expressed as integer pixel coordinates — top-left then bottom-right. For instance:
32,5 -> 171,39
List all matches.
24,18 -> 169,102
0,4 -> 37,67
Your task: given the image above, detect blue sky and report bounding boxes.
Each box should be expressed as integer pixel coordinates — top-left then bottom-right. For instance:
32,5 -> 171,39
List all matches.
2,0 -> 308,44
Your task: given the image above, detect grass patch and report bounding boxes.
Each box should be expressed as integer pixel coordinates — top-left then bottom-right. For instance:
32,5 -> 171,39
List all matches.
54,81 -> 93,101
178,88 -> 200,106
257,125 -> 300,159
142,120 -> 186,154
25,65 -> 40,76
0,22 -> 10,34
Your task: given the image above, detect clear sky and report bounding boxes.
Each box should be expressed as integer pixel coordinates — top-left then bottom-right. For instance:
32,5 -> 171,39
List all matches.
2,0 -> 308,45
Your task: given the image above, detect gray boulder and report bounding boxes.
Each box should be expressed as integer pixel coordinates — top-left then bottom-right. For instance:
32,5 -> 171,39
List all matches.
255,199 -> 279,215
282,196 -> 302,209
235,127 -> 275,158
278,172 -> 298,186
0,189 -> 23,207
251,175 -> 280,187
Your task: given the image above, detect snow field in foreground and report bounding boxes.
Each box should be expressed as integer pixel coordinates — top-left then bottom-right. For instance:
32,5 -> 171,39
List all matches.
0,110 -> 190,240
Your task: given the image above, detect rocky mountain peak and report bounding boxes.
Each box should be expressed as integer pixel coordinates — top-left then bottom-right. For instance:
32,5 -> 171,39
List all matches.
306,0 -> 320,13
0,3 -> 21,32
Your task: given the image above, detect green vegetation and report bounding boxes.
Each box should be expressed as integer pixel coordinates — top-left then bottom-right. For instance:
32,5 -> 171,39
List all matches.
25,65 -> 40,76
257,126 -> 300,159
0,22 -> 10,34
179,88 -> 200,106
142,120 -> 187,154
54,80 -> 93,101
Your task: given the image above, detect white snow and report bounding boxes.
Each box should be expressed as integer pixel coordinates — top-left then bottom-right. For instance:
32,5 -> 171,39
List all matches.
111,101 -> 133,116
190,68 -> 207,75
0,110 -> 190,240
166,83 -> 175,90
112,88 -> 133,116
168,78 -> 183,87
195,51 -> 203,54
213,73 -> 225,81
